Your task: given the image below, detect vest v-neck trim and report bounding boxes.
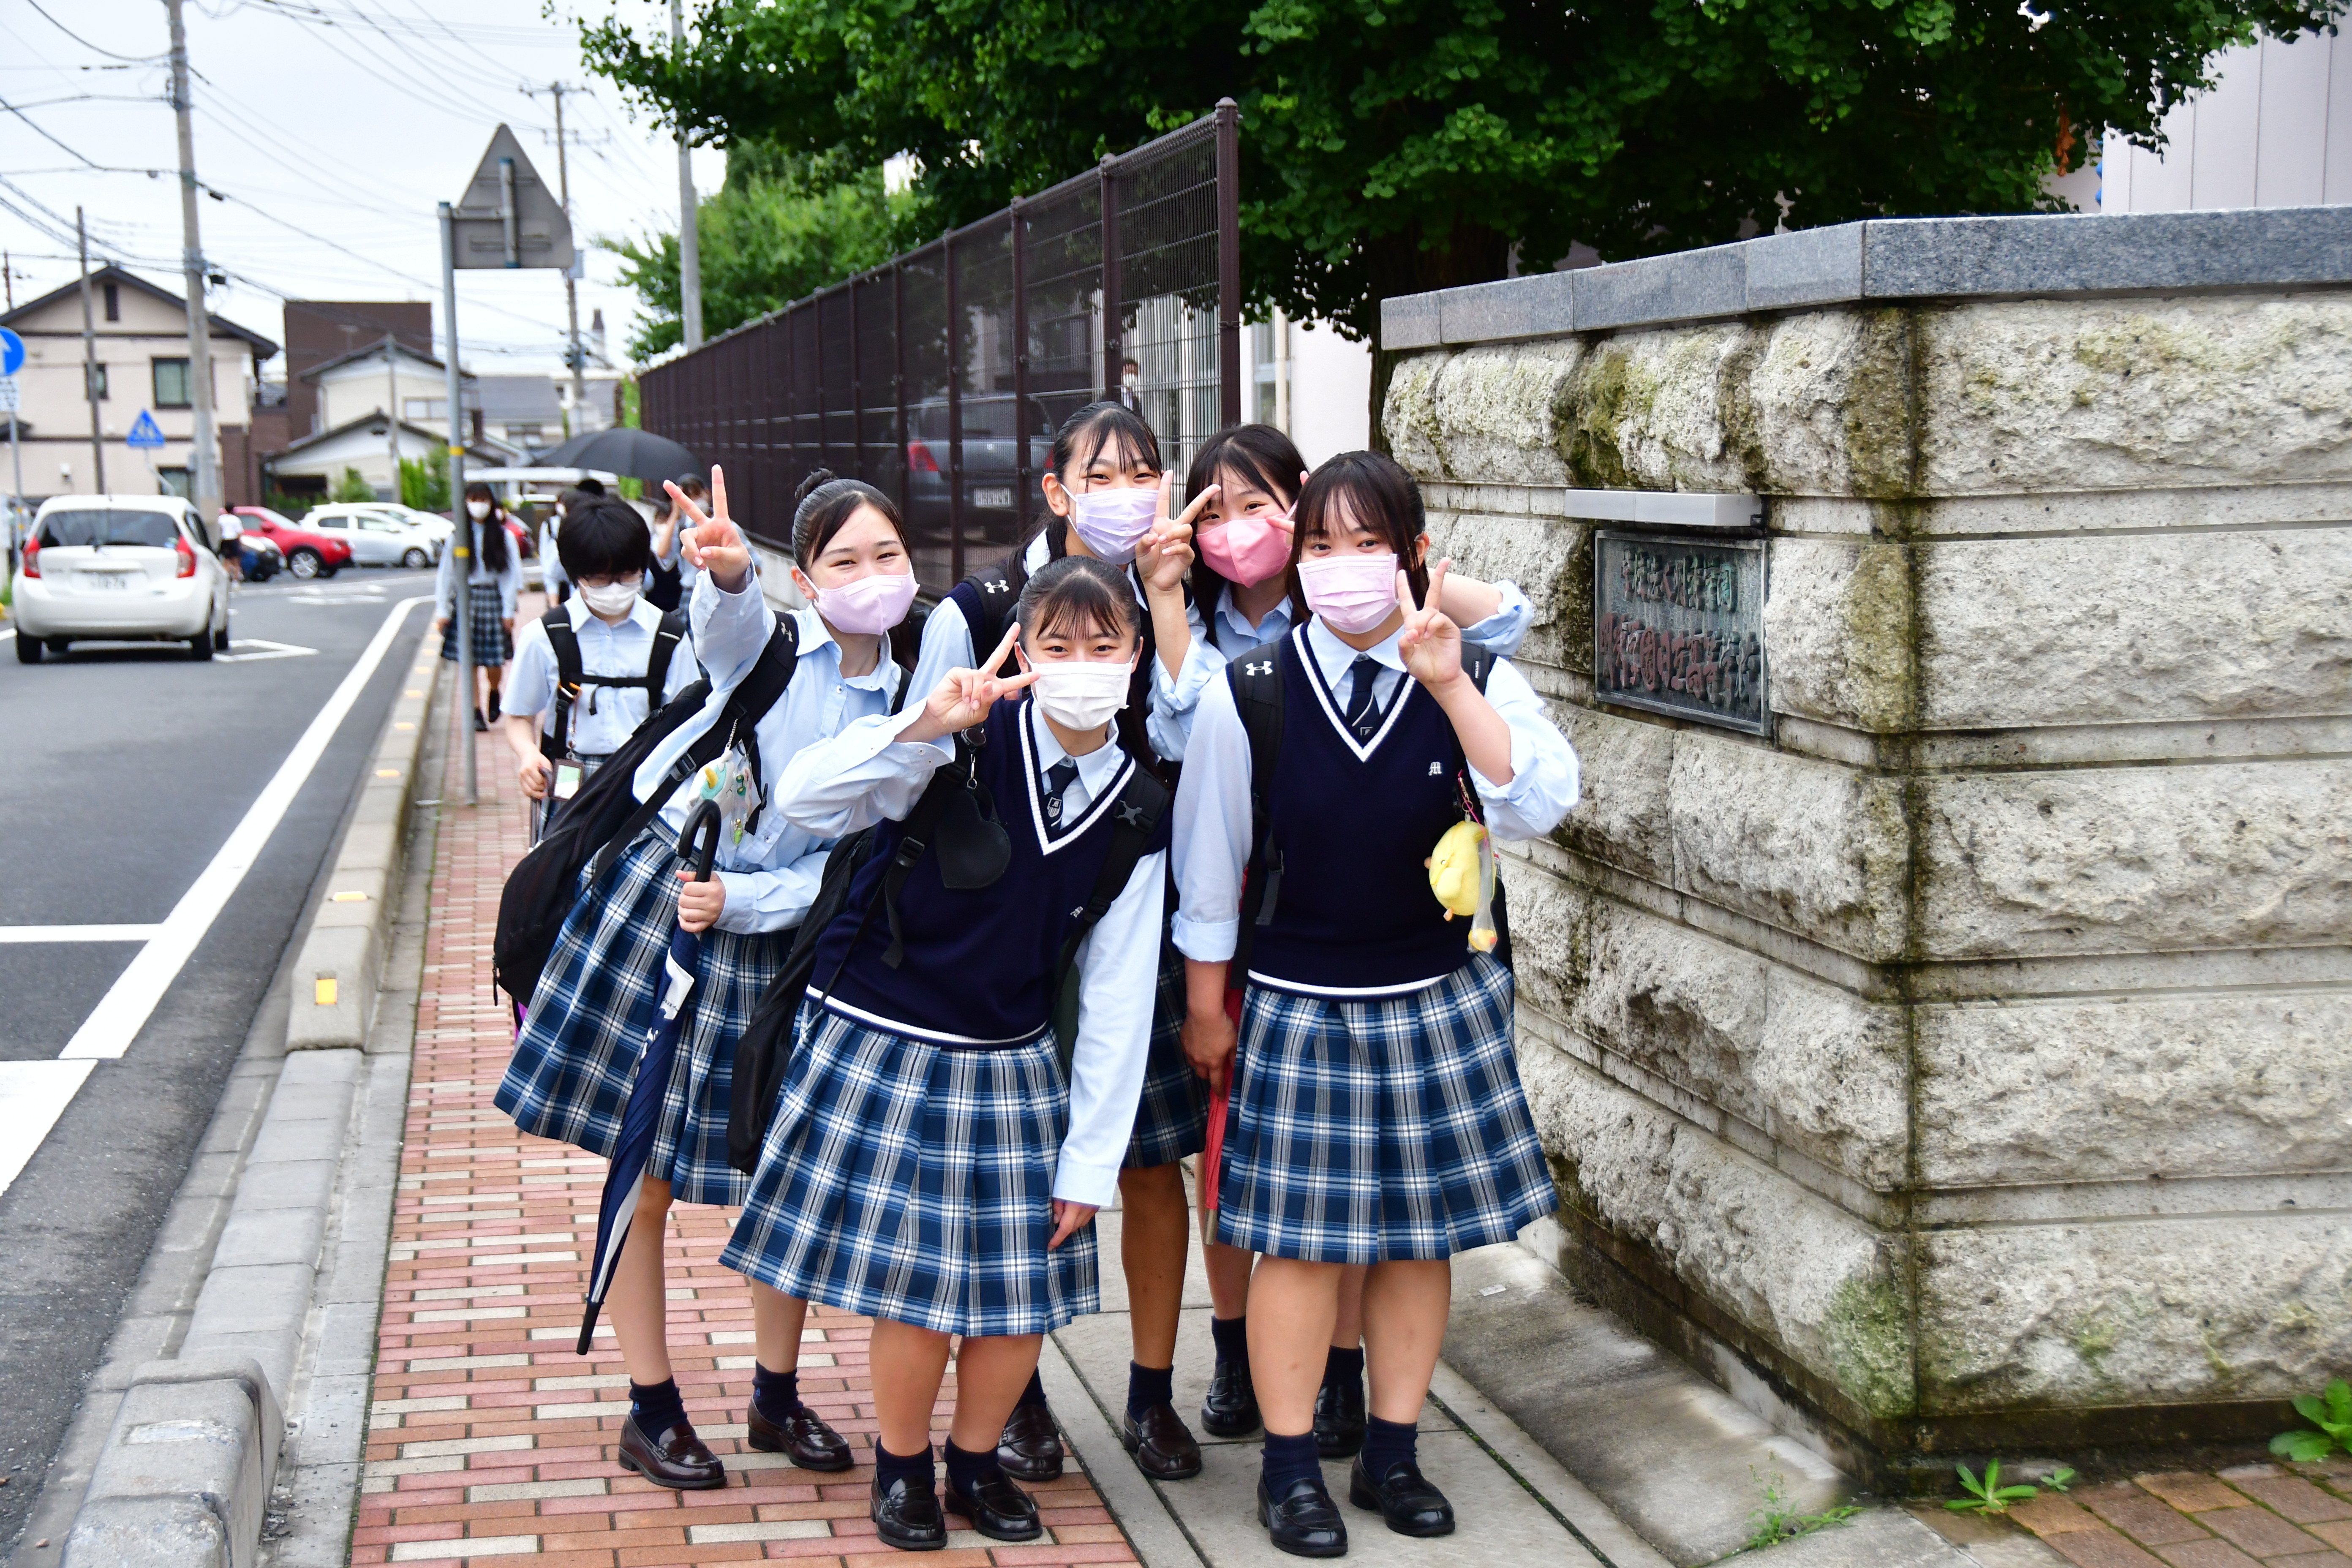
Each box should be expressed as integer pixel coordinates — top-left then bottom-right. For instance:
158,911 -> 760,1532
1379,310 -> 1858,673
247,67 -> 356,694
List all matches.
1019,702 -> 1132,855
1295,627 -> 1416,762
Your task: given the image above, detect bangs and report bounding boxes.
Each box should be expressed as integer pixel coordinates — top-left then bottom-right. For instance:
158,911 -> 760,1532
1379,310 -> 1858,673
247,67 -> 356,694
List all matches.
1017,554 -> 1141,644
1063,406 -> 1162,476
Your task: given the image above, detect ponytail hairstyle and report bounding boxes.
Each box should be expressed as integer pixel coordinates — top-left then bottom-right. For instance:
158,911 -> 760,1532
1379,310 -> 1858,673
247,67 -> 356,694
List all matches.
1015,553 -> 1153,764
1183,422 -> 1306,615
1286,451 -> 1429,626
1010,400 -> 1163,585
462,480 -> 511,573
791,467 -> 909,569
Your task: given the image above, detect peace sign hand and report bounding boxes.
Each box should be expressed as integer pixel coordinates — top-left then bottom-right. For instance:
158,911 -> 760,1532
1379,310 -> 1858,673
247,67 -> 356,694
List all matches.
903,622 -> 1040,743
668,467 -> 752,591
1138,472 -> 1206,596
1397,558 -> 1467,692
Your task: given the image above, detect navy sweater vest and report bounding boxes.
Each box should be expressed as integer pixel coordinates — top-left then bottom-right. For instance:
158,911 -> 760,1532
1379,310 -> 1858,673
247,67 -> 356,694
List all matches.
808,699 -> 1171,1045
1247,632 -> 1472,996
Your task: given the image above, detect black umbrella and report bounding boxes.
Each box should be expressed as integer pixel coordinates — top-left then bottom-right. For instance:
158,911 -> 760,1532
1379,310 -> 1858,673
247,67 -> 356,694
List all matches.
537,426 -> 701,484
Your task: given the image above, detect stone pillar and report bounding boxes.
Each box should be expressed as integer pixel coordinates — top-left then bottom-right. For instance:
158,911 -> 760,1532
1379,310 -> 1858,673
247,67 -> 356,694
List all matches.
1379,209 -> 2352,1481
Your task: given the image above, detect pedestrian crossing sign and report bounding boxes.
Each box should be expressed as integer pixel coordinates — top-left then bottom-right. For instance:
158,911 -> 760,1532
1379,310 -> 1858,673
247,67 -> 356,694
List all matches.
127,410 -> 166,449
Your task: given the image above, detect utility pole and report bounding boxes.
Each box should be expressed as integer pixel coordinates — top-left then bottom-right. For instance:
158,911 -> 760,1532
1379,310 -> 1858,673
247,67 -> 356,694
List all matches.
440,200 -> 476,805
164,0 -> 219,520
549,82 -> 588,434
384,332 -> 401,499
76,207 -> 104,493
670,0 -> 702,348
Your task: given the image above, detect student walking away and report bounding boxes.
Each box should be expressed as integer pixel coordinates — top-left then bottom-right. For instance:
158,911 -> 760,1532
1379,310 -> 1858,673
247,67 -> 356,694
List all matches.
1172,450 -> 1579,1557
504,498 -> 698,843
494,466 -> 917,1490
899,402 -> 1214,1484
649,470 -> 705,610
724,555 -> 1166,1551
645,489 -> 686,612
1150,424 -> 1534,1457
437,481 -> 523,732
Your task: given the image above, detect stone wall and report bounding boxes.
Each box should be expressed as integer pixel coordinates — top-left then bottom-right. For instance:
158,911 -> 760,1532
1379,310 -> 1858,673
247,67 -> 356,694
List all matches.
1380,208 -> 2352,1480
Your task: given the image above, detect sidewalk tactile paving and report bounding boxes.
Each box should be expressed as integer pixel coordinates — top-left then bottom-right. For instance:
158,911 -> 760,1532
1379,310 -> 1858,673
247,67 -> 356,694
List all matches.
356,680 -> 1141,1568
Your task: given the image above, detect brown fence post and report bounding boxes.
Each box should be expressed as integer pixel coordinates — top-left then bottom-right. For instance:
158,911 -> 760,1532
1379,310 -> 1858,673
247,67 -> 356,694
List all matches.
849,277 -> 866,485
893,261 -> 909,523
945,229 -> 964,584
1216,97 -> 1242,430
1010,199 -> 1031,535
1100,153 -> 1121,401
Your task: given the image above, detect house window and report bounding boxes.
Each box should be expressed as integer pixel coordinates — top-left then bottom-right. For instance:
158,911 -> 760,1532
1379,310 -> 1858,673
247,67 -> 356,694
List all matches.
403,397 -> 448,420
103,282 -> 120,322
506,423 -> 543,442
154,358 -> 192,408
157,466 -> 191,498
87,364 -> 108,400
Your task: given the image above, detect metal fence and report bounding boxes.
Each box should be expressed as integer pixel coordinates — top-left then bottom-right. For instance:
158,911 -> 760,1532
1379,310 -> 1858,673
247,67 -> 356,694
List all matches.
640,104 -> 1241,592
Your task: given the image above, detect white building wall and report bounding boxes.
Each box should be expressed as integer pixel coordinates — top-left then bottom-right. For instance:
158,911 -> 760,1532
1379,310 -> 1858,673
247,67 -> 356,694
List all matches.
2099,28 -> 2352,210
1245,311 -> 1373,468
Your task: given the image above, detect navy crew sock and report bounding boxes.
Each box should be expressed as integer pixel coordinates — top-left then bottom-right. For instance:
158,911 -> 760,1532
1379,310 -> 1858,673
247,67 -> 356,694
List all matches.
629,1378 -> 687,1436
1018,1370 -> 1051,1409
943,1438 -> 1004,1498
1210,1314 -> 1248,1367
1361,1414 -> 1418,1478
1128,1361 -> 1176,1420
1262,1429 -> 1323,1498
1322,1345 -> 1364,1396
875,1439 -> 936,1496
752,1364 -> 803,1425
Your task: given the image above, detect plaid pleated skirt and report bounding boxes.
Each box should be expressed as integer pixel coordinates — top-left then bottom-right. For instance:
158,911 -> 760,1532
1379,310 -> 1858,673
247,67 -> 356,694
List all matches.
495,832 -> 789,1207
1124,934 -> 1207,1170
721,999 -> 1099,1339
1214,953 -> 1554,1264
440,582 -> 513,663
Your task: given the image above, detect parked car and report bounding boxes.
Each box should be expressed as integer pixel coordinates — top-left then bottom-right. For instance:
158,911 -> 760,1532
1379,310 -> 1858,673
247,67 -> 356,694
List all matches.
228,506 -> 353,580
14,495 -> 231,663
371,504 -> 454,542
299,503 -> 443,569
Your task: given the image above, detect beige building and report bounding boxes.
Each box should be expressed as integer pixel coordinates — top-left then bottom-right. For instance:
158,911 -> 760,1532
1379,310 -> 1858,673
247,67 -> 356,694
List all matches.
268,340 -> 525,499
1,265 -> 276,501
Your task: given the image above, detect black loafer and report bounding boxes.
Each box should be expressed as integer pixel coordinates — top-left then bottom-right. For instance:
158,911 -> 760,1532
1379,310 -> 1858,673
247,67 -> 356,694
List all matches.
942,1470 -> 1041,1541
1258,1474 -> 1348,1558
1201,1356 -> 1261,1437
1348,1455 -> 1454,1536
1313,1372 -> 1367,1459
870,1473 -> 946,1551
615,1413 -> 726,1490
746,1400 -> 853,1471
995,1399 -> 1064,1483
1121,1402 -> 1203,1480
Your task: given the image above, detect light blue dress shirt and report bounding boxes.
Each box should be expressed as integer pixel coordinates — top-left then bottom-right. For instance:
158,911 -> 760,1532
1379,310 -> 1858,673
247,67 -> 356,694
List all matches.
505,594 -> 700,757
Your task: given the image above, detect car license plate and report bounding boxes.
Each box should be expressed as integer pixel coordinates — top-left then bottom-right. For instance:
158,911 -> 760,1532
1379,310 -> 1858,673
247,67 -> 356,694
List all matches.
972,487 -> 1013,509
82,572 -> 132,591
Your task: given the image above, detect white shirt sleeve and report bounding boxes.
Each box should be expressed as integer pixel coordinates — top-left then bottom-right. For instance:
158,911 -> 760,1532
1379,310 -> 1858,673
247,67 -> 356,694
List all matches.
1056,848 -> 1168,1206
773,703 -> 953,837
712,843 -> 833,935
505,618 -> 558,722
662,626 -> 702,702
899,594 -> 975,714
1462,581 -> 1533,659
1466,657 -> 1581,840
1145,624 -> 1221,763
691,565 -> 773,689
1170,673 -> 1252,964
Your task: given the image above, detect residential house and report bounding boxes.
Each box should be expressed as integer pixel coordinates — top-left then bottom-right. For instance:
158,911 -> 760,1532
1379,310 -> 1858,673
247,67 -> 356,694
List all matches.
266,338 -> 520,498
474,374 -> 564,453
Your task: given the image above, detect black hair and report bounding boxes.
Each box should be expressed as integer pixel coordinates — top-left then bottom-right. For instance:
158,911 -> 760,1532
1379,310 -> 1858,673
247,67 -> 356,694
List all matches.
1288,450 -> 1428,625
791,467 -> 909,567
674,471 -> 708,499
1013,401 -> 1163,572
1183,423 -> 1307,615
461,480 -> 511,573
574,476 -> 607,497
1015,554 -> 1151,762
557,497 -> 653,583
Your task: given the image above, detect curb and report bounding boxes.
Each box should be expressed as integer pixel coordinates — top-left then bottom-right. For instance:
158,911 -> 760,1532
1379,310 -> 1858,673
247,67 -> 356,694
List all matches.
60,643 -> 441,1568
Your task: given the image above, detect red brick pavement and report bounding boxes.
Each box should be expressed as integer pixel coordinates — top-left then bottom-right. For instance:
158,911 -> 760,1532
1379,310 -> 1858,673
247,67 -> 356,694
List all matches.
2003,1466 -> 2352,1568
355,672 -> 1138,1568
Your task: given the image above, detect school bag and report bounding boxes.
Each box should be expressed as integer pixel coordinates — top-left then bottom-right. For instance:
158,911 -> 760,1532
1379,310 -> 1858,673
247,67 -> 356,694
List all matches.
725,732 -> 1170,1173
536,604 -> 689,765
493,614 -> 798,1008
1226,635 -> 1511,975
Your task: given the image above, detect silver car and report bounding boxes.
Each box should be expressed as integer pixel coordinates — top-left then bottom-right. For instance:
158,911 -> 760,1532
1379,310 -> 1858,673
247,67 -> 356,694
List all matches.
299,504 -> 443,569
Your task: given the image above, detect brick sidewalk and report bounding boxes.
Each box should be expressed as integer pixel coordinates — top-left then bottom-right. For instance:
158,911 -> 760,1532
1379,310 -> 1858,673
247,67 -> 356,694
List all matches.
354,675 -> 1140,1568
1998,1465 -> 2352,1568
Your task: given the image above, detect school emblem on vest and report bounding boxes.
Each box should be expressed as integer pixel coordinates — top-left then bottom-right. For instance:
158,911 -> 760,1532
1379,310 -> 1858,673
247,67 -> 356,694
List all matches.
1428,760 -> 1443,776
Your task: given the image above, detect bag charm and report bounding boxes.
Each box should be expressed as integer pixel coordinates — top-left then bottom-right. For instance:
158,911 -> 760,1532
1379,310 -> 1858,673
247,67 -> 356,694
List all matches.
1429,777 -> 1499,953
696,744 -> 757,843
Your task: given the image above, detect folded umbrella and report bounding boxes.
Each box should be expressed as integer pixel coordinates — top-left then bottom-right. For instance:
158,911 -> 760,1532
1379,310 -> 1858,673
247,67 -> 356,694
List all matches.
578,800 -> 723,1354
1199,987 -> 1243,1214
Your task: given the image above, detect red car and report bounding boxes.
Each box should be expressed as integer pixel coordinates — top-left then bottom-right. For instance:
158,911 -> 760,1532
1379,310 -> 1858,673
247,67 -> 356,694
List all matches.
230,506 -> 354,580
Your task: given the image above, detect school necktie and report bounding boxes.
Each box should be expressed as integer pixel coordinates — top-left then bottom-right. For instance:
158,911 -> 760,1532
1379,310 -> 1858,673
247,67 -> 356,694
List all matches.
1042,760 -> 1081,829
1341,656 -> 1383,742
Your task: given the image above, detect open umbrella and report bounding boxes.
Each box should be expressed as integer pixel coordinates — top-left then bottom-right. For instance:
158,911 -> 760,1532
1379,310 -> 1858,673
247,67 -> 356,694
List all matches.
578,799 -> 724,1353
539,426 -> 701,485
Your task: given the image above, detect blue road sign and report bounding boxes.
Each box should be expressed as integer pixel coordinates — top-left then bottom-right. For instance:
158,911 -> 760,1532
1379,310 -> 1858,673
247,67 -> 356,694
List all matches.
0,328 -> 22,378
127,410 -> 166,449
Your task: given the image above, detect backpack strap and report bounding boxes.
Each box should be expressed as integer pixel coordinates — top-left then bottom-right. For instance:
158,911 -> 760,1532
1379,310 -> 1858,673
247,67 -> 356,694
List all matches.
1052,763 -> 1171,989
540,607 -> 584,762
1226,636 -> 1288,975
951,569 -> 1021,676
642,607 -> 688,703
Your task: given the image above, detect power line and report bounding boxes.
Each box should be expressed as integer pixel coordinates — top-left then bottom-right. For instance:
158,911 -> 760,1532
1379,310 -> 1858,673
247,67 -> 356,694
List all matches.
0,96 -> 102,168
22,0 -> 167,63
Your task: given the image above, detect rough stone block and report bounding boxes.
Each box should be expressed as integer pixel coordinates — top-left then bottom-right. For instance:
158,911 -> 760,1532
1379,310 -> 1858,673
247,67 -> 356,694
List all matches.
1422,510 -> 1587,674
1761,536 -> 1917,733
1429,342 -> 1583,487
1744,311 -> 1916,499
1384,351 -> 1451,484
1548,706 -> 1677,885
1564,325 -> 1758,493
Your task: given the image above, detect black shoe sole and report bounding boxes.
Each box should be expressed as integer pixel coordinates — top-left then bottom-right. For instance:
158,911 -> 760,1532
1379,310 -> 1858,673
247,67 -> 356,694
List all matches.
614,1447 -> 727,1491
871,1522 -> 946,1552
744,1428 -> 855,1471
1120,1426 -> 1203,1481
941,1492 -> 1043,1543
1256,1494 -> 1350,1559
995,1456 -> 1063,1483
1346,1475 -> 1456,1537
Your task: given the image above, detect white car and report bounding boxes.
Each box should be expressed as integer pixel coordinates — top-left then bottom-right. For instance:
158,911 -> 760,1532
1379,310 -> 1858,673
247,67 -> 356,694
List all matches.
373,504 -> 455,542
15,495 -> 231,663
301,503 -> 444,569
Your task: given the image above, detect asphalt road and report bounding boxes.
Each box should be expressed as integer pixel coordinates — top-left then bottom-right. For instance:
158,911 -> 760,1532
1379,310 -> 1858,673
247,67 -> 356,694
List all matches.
0,566 -> 436,1552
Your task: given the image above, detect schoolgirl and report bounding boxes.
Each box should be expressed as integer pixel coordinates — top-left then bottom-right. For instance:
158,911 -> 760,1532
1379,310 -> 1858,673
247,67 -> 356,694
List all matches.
503,497 -> 700,841
435,480 -> 523,732
495,467 -> 918,1489
1172,449 -> 1579,1557
724,554 -> 1167,1551
902,402 -> 1215,1485
1151,424 -> 1536,1459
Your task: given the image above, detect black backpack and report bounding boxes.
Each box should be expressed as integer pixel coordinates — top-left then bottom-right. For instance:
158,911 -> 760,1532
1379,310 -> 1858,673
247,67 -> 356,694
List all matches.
538,604 -> 689,765
726,734 -> 1169,1174
1227,636 -> 1510,976
493,615 -> 799,1007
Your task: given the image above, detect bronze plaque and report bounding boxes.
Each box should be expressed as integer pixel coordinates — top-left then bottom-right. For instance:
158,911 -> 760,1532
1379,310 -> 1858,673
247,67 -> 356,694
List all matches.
1592,531 -> 1768,734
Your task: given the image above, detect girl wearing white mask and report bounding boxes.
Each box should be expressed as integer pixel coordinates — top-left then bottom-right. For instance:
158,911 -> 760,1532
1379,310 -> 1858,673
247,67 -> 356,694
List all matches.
497,467 -> 915,1493
726,554 -> 1167,1553
1170,450 -> 1579,1557
435,481 -> 522,731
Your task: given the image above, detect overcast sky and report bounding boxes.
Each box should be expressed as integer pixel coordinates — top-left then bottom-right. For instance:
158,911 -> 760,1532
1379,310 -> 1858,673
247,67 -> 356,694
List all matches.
0,0 -> 716,374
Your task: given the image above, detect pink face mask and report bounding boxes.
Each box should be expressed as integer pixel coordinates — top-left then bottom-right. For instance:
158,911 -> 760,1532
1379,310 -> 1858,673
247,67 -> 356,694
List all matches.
1198,514 -> 1293,587
1296,552 -> 1399,634
813,569 -> 917,635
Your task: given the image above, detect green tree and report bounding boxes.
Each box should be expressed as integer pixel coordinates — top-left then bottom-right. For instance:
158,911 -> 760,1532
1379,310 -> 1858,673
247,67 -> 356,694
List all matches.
399,455 -> 450,513
605,151 -> 919,358
332,467 -> 376,504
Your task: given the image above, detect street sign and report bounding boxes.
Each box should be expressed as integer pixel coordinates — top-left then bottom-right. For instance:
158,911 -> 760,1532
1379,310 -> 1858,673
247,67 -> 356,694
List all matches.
0,328 -> 22,378
0,378 -> 17,414
127,410 -> 167,449
450,124 -> 574,271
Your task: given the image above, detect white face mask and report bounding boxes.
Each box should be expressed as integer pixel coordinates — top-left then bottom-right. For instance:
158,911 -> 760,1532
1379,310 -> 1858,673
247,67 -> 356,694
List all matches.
579,575 -> 641,618
1029,659 -> 1132,731
466,499 -> 490,520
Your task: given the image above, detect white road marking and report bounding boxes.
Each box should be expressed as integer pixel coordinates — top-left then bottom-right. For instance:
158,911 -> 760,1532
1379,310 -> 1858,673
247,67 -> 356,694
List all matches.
0,925 -> 163,944
0,626 -> 15,642
60,594 -> 430,1060
0,1061 -> 95,1199
217,638 -> 319,664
